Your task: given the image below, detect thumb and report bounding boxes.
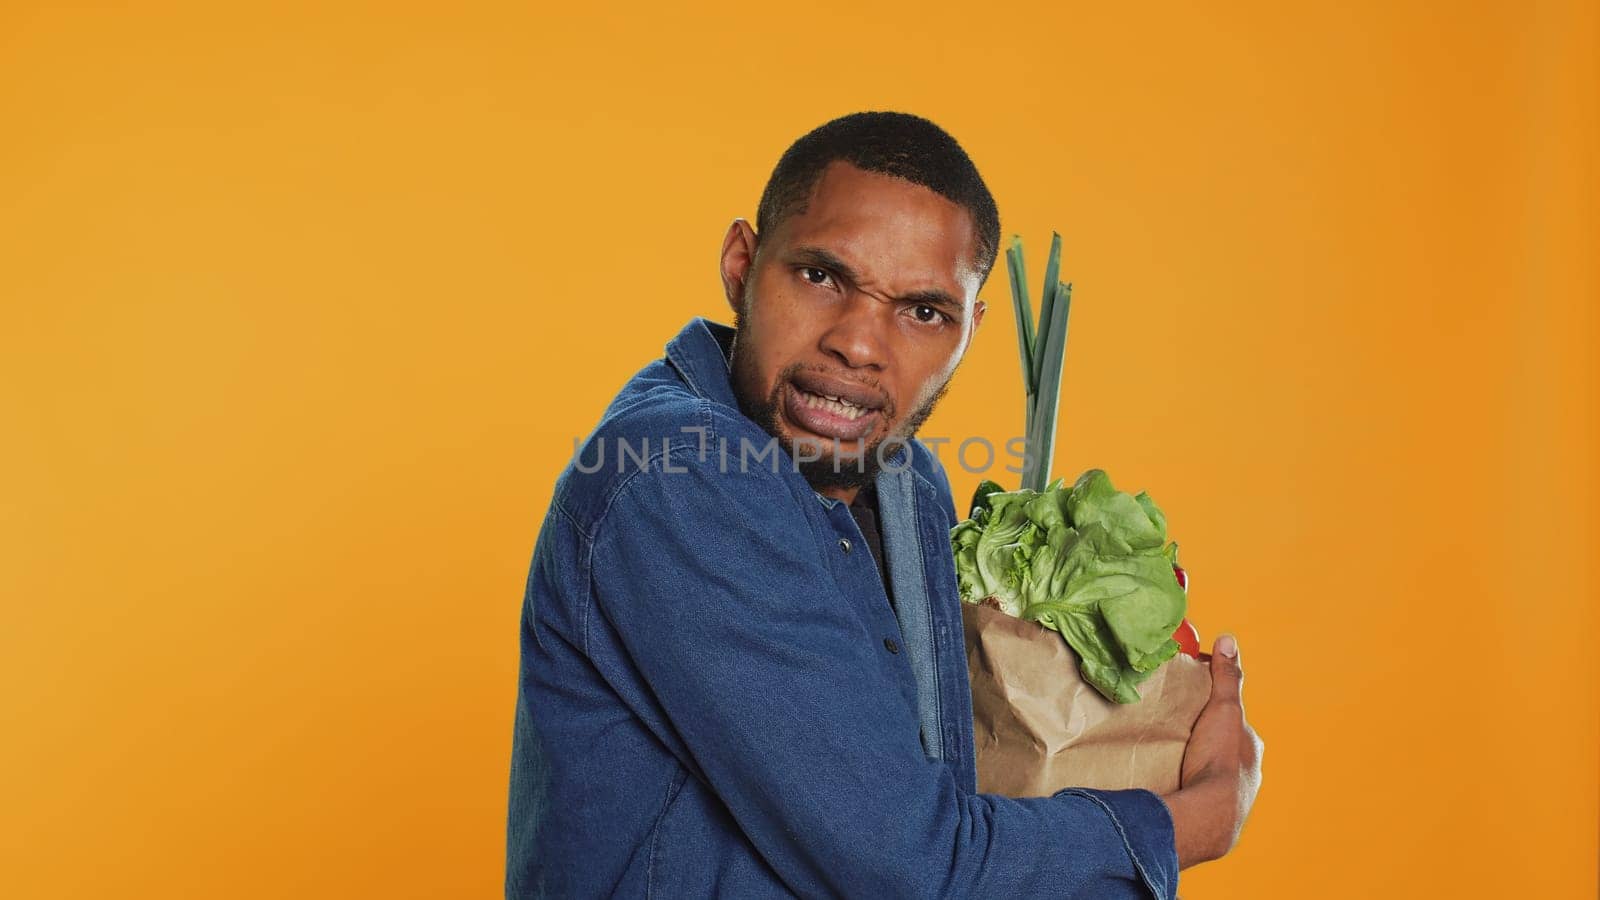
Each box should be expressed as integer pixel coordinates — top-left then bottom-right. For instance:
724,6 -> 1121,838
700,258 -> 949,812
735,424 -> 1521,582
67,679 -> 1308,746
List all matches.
1208,633 -> 1244,703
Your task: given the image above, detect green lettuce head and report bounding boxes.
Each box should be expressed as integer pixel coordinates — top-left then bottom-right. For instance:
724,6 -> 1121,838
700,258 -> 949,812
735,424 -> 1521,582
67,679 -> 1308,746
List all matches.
953,468 -> 1187,703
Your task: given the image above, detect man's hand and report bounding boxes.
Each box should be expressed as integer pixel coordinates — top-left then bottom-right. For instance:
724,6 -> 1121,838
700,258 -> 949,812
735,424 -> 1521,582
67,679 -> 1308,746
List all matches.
1163,633 -> 1264,870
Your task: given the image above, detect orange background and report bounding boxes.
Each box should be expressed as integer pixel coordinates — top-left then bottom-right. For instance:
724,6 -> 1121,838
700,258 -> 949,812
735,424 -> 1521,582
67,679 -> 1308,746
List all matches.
2,2 -> 1595,897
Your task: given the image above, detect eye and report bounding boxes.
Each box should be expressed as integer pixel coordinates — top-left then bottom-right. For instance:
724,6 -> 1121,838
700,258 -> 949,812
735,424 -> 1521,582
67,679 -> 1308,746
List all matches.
910,304 -> 950,326
798,266 -> 836,289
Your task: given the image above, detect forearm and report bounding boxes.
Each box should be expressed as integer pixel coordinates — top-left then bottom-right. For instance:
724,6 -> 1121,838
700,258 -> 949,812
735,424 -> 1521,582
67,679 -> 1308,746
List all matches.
728,774 -> 1177,898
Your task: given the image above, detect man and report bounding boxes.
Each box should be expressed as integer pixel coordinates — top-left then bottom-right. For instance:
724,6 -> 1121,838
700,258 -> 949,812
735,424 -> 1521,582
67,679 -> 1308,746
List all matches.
506,111 -> 1262,898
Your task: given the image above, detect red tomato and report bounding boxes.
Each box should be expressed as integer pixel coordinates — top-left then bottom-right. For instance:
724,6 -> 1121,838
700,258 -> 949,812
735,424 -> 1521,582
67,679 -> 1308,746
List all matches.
1173,618 -> 1201,659
1171,564 -> 1200,658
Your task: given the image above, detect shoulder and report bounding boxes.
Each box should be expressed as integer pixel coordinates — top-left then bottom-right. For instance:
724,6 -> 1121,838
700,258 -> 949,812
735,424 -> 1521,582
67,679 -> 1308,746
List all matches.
552,361 -> 802,537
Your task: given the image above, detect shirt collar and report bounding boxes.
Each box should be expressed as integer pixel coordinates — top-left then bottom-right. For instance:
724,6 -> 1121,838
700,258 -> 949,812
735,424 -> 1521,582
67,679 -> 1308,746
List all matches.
664,316 -> 740,411
662,315 -> 912,508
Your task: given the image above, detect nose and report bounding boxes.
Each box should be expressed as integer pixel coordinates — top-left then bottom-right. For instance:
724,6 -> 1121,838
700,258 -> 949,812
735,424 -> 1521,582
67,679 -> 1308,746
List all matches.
818,294 -> 889,371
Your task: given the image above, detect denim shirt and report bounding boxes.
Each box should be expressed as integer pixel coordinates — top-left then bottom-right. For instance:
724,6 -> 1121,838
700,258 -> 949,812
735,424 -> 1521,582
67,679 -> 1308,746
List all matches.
506,317 -> 1179,899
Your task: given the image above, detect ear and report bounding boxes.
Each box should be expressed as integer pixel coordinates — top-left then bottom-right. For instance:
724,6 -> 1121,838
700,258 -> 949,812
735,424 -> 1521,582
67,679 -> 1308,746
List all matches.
719,218 -> 759,315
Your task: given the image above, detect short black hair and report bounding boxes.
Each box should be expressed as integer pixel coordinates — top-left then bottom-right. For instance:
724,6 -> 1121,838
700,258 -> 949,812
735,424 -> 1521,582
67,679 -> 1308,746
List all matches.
755,111 -> 1002,287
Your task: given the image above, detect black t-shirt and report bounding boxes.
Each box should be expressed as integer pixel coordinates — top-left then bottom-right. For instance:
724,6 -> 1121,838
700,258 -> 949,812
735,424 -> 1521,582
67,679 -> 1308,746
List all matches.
846,484 -> 895,613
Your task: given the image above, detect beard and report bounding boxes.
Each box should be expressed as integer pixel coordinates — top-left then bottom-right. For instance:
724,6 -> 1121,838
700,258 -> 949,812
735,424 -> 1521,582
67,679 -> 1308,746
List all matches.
728,292 -> 952,492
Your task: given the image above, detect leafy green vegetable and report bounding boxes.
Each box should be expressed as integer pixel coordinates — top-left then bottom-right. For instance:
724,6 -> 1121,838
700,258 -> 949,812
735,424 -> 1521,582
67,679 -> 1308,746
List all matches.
961,234 -> 1186,702
954,468 -> 1187,703
1005,232 -> 1072,493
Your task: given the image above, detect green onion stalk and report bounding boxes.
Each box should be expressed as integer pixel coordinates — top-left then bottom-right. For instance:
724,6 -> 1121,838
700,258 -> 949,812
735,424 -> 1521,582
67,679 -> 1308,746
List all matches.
951,233 -> 1191,703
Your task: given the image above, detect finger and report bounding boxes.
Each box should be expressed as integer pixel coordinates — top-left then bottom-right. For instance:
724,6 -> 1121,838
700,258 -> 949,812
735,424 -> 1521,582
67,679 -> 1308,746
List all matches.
1208,633 -> 1244,704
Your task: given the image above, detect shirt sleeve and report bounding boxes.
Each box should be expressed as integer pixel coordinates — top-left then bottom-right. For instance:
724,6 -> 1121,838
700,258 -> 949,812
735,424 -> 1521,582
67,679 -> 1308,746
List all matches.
588,442 -> 1179,900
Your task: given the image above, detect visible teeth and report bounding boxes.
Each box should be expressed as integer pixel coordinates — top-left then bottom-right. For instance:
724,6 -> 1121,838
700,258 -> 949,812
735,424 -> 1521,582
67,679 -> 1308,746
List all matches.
802,390 -> 866,420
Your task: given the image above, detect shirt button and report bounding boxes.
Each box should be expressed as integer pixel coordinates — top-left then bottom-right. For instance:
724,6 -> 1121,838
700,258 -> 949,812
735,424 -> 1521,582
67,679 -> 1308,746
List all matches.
839,538 -> 852,553
883,637 -> 899,654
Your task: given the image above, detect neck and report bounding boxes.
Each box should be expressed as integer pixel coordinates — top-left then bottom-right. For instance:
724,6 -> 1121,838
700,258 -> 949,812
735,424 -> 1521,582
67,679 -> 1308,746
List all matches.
818,484 -> 861,505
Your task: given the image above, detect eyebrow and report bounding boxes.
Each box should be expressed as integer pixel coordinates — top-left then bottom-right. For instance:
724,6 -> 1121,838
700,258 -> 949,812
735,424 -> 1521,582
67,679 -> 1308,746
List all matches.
789,245 -> 966,317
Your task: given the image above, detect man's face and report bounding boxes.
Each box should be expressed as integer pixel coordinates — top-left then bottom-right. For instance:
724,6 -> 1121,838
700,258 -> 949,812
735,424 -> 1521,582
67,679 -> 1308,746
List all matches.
720,160 -> 987,494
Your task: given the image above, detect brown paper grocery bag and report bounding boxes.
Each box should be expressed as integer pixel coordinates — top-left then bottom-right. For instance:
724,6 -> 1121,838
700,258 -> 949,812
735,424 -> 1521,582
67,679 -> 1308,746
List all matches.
963,602 -> 1212,798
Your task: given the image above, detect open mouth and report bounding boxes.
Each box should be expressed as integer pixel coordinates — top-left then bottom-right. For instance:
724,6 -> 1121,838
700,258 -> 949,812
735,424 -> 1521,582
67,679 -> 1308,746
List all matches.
782,382 -> 881,442
798,389 -> 872,420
